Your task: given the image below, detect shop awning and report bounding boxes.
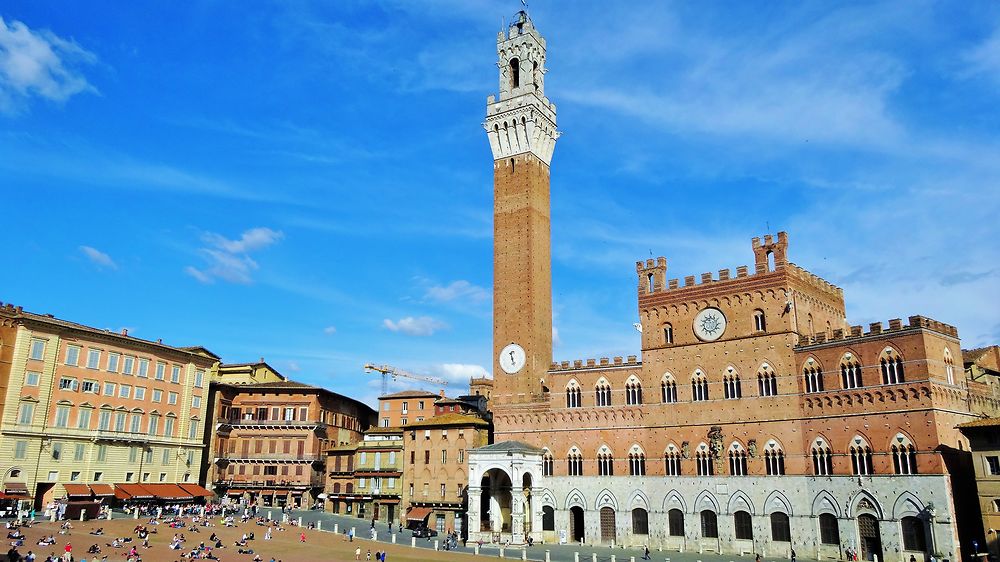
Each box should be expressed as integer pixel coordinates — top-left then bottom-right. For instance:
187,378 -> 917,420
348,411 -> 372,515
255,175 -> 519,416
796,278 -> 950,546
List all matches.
377,498 -> 401,504
273,490 -> 288,497
63,484 -> 92,497
290,491 -> 303,496
115,483 -> 155,500
0,492 -> 32,500
179,484 -> 214,497
227,490 -> 245,496
259,489 -> 273,496
143,483 -> 193,500
88,484 -> 115,497
406,507 -> 433,521
4,482 -> 29,495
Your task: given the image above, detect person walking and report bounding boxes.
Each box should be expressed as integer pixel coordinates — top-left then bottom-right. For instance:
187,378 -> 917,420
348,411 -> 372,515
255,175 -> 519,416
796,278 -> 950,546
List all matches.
642,545 -> 651,560
354,547 -> 361,560
791,549 -> 797,562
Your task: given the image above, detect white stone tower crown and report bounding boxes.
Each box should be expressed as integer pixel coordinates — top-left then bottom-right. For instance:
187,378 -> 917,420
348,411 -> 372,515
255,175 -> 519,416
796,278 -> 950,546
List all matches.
485,10 -> 559,165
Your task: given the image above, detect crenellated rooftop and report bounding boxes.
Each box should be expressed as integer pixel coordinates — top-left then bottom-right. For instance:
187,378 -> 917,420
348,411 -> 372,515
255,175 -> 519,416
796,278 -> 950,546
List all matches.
549,355 -> 641,372
796,315 -> 959,348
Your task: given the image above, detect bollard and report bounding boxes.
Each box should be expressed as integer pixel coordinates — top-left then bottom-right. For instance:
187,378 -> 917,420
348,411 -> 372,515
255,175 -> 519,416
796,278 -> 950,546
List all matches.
132,508 -> 138,520
373,531 -> 378,542
268,510 -> 273,520
411,537 -> 416,548
574,553 -> 579,562
545,551 -> 551,562
298,516 -> 303,526
475,544 -> 480,555
434,539 -> 439,551
593,554 -> 598,562
80,511 -> 85,522
631,557 -> 635,562
391,534 -> 396,544
351,526 -> 356,538
522,549 -> 527,560
500,546 -> 505,558
316,520 -> 322,531
107,509 -> 113,521
334,523 -> 339,534
611,555 -> 616,562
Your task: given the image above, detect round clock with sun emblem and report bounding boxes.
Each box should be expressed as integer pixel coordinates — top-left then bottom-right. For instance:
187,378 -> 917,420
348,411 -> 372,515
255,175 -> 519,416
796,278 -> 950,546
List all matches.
693,307 -> 727,341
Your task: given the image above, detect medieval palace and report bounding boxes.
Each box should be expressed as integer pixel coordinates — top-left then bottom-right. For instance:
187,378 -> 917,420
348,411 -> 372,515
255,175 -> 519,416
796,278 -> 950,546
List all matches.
467,11 -> 1000,562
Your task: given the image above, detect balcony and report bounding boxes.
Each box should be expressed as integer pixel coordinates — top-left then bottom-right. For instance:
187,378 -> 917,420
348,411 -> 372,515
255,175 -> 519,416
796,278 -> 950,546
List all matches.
213,454 -> 324,464
216,419 -> 326,431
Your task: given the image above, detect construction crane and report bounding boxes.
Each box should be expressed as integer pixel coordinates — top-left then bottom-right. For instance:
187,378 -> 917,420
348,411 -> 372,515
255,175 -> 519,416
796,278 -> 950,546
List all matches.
363,363 -> 449,395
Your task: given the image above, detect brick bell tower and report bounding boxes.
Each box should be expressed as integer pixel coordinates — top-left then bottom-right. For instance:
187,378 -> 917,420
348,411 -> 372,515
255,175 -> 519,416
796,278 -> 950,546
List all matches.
486,10 -> 559,406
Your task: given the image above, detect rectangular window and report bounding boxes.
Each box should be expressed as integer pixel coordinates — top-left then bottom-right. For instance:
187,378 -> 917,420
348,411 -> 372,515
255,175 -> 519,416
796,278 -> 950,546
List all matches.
97,444 -> 107,462
388,478 -> 395,489
159,473 -> 166,482
54,405 -> 70,427
164,417 -> 174,437
152,389 -> 162,403
98,410 -> 111,431
123,356 -> 135,375
440,483 -> 446,497
135,387 -> 146,401
103,382 -> 116,396
115,412 -> 126,432
14,440 -> 27,459
188,421 -> 199,440
192,395 -> 201,408
167,391 -> 178,405
81,380 -> 98,394
119,384 -> 132,399
130,414 -> 141,433
86,349 -> 101,369
74,443 -> 85,461
148,416 -> 159,435
129,447 -> 138,463
442,429 -> 448,439
402,401 -> 408,413
25,371 -> 41,386
59,377 -> 78,391
107,352 -> 120,373
424,451 -> 430,464
359,477 -> 366,489
77,408 -> 91,429
18,403 -> 34,425
194,370 -> 204,388
138,358 -> 149,378
65,345 -> 81,366
144,448 -> 153,463
458,449 -> 465,464
418,401 -> 425,410
125,471 -> 134,482
155,362 -> 166,380
441,450 -> 447,464
70,471 -> 80,481
93,471 -> 103,482
162,448 -> 171,464
987,456 -> 1000,476
171,365 -> 181,383
29,339 -> 46,360
51,441 -> 63,460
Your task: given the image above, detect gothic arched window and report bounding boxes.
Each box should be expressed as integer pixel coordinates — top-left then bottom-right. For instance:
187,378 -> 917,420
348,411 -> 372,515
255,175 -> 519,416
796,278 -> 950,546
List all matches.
841,354 -> 862,389
880,348 -> 905,385
891,434 -> 918,475
849,435 -> 874,475
758,363 -> 778,397
812,438 -> 833,475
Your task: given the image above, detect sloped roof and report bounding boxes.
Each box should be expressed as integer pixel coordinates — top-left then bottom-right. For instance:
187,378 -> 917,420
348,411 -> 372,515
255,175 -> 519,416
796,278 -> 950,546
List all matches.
472,441 -> 544,454
380,390 -> 441,399
956,417 -> 1000,429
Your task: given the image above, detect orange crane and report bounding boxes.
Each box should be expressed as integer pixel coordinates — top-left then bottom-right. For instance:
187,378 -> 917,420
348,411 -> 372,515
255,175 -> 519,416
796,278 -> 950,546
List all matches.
363,362 -> 449,395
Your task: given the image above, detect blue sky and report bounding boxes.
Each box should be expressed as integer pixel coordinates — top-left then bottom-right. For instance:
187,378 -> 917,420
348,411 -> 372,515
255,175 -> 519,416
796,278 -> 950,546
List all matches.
2,1 -> 998,407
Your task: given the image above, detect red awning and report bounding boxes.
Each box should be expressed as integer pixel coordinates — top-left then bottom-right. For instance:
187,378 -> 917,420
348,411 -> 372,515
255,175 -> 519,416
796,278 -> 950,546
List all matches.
115,483 -> 155,500
143,483 -> 192,500
406,507 -> 433,521
259,489 -> 273,496
88,484 -> 115,497
178,484 -> 214,497
63,484 -> 92,497
273,490 -> 288,497
227,490 -> 244,496
0,492 -> 32,500
377,498 -> 401,504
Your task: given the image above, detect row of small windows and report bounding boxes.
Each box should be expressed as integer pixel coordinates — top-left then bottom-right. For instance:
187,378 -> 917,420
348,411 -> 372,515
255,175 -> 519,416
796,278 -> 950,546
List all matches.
563,349 -> 923,408
543,435 -> 918,477
28,339 -> 204,386
16,401 -> 200,439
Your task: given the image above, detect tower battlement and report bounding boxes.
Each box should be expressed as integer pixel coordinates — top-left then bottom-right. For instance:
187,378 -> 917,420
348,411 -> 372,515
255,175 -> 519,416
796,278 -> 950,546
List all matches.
796,315 -> 959,346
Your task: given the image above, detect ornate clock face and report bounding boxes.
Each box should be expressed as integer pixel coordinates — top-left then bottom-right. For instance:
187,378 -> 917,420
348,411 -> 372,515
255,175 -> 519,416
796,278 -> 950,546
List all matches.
693,308 -> 727,341
499,343 -> 526,374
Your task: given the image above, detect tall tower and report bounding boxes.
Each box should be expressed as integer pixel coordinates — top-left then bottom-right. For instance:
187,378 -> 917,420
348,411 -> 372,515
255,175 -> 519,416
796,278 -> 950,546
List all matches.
487,11 -> 559,406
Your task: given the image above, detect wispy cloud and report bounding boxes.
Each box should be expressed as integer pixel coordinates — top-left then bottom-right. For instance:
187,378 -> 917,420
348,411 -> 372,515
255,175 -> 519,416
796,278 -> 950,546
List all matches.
432,363 -> 489,382
78,245 -> 117,270
423,280 -> 489,304
382,316 -> 447,337
186,227 -> 284,284
0,16 -> 98,115
963,24 -> 1000,82
323,326 -> 337,335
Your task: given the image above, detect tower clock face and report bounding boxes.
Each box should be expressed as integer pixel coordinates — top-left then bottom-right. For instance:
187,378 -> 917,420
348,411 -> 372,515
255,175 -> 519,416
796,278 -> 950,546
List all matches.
499,343 -> 527,374
693,308 -> 727,341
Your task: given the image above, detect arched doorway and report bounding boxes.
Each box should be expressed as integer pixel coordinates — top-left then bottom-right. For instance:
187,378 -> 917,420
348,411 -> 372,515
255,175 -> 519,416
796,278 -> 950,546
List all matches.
600,506 -> 617,544
522,473 -> 533,534
570,506 -> 585,542
858,514 -> 883,561
480,469 -> 512,533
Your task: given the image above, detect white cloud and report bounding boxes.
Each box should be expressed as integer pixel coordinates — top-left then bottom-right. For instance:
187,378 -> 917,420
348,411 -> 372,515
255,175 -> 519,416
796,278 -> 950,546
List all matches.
552,325 -> 561,347
424,280 -> 489,303
434,363 -> 489,382
186,227 -> 284,284
382,316 -> 447,336
286,361 -> 301,373
78,245 -> 116,270
0,17 -> 98,115
323,326 -> 337,335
